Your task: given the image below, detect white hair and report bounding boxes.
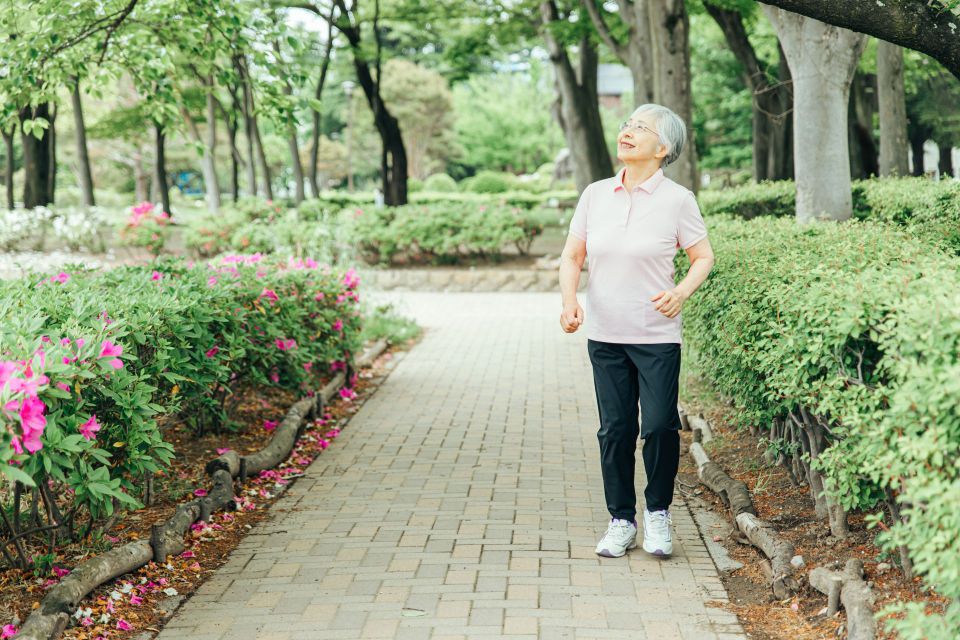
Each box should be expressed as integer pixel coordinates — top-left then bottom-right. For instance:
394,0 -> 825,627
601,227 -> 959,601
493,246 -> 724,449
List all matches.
630,103 -> 687,167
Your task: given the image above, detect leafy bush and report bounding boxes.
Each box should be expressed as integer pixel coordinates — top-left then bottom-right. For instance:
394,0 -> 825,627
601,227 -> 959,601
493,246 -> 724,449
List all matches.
0,206 -> 109,252
423,173 -> 458,192
463,170 -> 512,194
312,188 -> 578,210
116,202 -> 173,256
697,177 -> 960,254
0,254 -> 362,565
359,302 -> 421,344
408,177 -> 424,193
349,202 -> 543,265
229,210 -> 355,265
680,215 -> 960,636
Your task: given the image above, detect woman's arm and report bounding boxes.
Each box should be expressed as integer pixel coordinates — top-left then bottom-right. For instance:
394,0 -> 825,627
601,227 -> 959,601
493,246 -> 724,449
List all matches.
559,233 -> 587,332
652,237 -> 715,318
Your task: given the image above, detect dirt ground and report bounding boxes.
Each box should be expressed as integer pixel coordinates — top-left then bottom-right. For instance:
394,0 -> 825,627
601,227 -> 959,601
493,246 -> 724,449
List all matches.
0,343 -> 410,639
679,376 -> 947,639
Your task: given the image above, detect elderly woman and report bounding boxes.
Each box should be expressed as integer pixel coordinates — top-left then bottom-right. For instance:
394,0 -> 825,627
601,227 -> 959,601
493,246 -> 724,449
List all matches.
558,104 -> 715,558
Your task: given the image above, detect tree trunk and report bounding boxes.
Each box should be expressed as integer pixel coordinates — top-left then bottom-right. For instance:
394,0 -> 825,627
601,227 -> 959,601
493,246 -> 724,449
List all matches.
762,7 -> 866,223
133,148 -> 148,203
580,0 -> 654,104
251,110 -> 273,201
939,141 -> 955,178
648,0 -> 698,192
908,131 -> 926,176
877,41 -> 909,177
273,41 -> 305,204
154,123 -> 171,215
333,0 -> 408,205
20,103 -> 54,208
70,80 -> 95,206
309,13 -> 334,199
847,71 -> 878,179
225,115 -> 240,202
3,130 -> 13,210
235,55 -> 258,197
771,44 -> 795,181
705,5 -> 794,182
204,77 -> 221,211
46,104 -> 57,204
540,1 -> 613,193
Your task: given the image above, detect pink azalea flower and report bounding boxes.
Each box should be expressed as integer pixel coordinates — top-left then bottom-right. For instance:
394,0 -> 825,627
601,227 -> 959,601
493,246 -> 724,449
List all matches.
269,371 -> 280,383
19,395 -> 47,452
79,414 -> 101,441
99,340 -> 122,359
342,268 -> 360,289
339,387 -> 356,401
180,550 -> 196,558
56,382 -> 71,392
302,362 -> 313,373
333,320 -> 343,332
205,345 -> 219,358
258,288 -> 279,304
130,594 -> 143,605
151,271 -> 163,280
193,489 -> 208,497
314,292 -> 325,301
116,619 -> 133,631
81,617 -> 94,626
207,276 -> 218,287
216,447 -> 231,455
274,338 -> 296,351
263,419 -> 278,432
2,624 -> 18,638
52,566 -> 70,578
50,272 -> 70,284
76,338 -> 85,348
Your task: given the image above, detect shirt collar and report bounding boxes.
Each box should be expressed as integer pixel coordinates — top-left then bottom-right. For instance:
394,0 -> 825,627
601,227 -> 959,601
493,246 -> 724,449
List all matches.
613,167 -> 665,194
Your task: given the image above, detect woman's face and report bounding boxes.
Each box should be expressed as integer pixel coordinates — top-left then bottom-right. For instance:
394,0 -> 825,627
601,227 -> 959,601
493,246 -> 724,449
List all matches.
616,113 -> 667,165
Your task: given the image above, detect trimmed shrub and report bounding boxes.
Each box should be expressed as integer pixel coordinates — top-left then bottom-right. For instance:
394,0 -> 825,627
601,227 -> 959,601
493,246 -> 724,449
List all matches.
423,173 -> 458,192
349,202 -> 545,265
0,255 -> 362,559
680,215 -> 960,636
464,170 -> 512,194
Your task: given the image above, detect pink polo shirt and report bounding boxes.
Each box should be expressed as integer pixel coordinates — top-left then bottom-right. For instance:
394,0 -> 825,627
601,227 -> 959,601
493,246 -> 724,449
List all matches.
568,167 -> 707,345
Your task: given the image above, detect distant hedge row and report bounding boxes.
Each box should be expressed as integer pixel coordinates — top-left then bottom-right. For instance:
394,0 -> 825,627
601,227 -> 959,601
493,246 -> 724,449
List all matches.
680,215 -> 960,637
697,177 -> 960,254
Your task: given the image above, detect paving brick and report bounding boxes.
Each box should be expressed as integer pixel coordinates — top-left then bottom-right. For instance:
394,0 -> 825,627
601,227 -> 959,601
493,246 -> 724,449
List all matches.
156,294 -> 745,639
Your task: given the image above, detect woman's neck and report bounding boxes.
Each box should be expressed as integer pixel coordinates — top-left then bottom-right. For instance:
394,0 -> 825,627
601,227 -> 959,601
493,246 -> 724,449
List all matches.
621,162 -> 661,191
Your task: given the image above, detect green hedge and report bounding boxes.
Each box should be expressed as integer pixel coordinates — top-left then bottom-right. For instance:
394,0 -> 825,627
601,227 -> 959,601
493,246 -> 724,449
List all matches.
680,216 -> 960,636
350,202 -> 558,265
0,255 -> 361,550
314,189 -> 579,210
697,177 -> 960,254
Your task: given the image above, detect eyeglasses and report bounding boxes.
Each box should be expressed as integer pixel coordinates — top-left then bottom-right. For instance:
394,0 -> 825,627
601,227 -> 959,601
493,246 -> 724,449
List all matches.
618,120 -> 659,137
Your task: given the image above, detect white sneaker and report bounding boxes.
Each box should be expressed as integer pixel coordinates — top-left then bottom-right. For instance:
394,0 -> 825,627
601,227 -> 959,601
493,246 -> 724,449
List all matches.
642,509 -> 673,557
595,518 -> 637,558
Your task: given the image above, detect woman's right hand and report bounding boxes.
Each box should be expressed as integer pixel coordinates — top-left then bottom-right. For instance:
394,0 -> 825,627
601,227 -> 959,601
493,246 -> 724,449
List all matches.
560,302 -> 584,333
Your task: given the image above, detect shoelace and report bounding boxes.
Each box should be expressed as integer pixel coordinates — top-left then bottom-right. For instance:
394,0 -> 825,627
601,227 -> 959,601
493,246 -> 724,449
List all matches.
647,510 -> 671,537
605,518 -> 635,541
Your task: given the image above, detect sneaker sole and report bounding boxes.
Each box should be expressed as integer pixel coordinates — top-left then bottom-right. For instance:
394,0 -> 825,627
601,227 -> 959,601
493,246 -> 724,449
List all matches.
642,540 -> 672,558
596,539 -> 637,558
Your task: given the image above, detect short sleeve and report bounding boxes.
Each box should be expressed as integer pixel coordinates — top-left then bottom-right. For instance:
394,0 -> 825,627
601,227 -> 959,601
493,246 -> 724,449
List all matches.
677,192 -> 708,249
568,184 -> 591,240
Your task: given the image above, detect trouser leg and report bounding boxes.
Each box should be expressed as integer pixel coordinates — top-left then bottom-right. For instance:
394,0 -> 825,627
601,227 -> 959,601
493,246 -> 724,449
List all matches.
587,339 -> 640,522
625,343 -> 682,512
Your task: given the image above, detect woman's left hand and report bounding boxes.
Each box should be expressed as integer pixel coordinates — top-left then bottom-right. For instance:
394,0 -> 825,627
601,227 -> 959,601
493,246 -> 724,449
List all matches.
651,288 -> 688,319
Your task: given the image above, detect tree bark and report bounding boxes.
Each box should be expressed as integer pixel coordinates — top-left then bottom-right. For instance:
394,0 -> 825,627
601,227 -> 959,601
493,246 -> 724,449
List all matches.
273,41 -> 305,204
756,0 -> 960,81
648,0 -> 698,192
705,4 -> 793,182
332,0 -> 407,205
309,9 -> 335,199
939,140 -> 955,178
540,1 -> 613,193
762,7 -> 866,222
204,76 -> 221,211
847,71 -> 878,180
19,103 -> 54,208
234,55 -> 258,197
908,131 -> 926,176
70,79 -> 95,206
225,112 -> 240,202
3,130 -> 13,210
877,41 -> 909,177
46,104 -> 57,204
580,0 -> 655,104
154,123 -> 171,215
133,147 -> 148,203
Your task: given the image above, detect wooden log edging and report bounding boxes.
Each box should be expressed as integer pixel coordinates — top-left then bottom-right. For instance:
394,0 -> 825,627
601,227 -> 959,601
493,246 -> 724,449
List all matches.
682,404 -> 800,599
809,559 -> 877,640
16,339 -> 391,640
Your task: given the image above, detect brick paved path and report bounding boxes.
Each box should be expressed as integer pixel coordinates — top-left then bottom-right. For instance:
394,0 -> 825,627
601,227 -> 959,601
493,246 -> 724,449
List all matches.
158,293 -> 747,640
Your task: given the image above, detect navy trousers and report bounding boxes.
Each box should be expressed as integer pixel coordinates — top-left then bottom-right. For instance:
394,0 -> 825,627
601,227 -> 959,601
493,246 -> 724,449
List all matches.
587,339 -> 682,521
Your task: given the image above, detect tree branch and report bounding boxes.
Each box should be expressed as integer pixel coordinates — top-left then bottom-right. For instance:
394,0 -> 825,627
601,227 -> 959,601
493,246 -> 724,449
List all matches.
758,0 -> 960,80
580,0 -> 627,60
